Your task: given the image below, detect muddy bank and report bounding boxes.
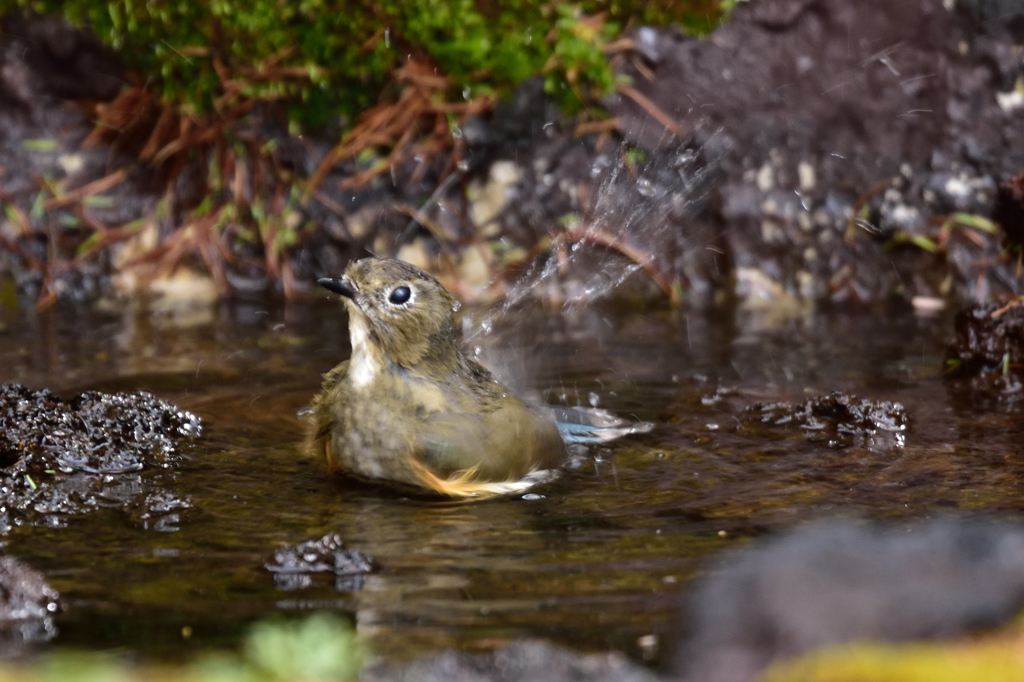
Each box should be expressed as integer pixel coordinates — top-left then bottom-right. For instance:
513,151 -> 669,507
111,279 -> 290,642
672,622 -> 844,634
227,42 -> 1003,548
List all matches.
609,0 -> 1024,306
1,1 -> 1022,307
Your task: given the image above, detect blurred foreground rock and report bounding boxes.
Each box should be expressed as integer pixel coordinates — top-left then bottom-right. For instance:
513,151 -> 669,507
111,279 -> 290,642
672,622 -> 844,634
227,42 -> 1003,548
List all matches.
362,639 -> 658,682
675,519 -> 1024,682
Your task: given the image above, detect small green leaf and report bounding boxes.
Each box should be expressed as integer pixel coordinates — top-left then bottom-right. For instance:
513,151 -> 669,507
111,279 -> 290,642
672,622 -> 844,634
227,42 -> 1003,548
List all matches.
22,139 -> 58,152
30,192 -> 47,222
82,195 -> 115,208
910,235 -> 939,253
953,212 -> 998,234
76,231 -> 103,258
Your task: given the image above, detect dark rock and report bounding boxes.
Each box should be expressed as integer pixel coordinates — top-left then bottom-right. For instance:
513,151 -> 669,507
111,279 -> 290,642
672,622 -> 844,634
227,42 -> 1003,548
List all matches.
266,532 -> 376,591
0,13 -> 157,303
742,391 -> 908,448
675,519 -> 1024,682
1,12 -> 124,102
945,301 -> 1024,402
948,301 -> 1024,372
361,639 -> 658,682
0,383 -> 200,530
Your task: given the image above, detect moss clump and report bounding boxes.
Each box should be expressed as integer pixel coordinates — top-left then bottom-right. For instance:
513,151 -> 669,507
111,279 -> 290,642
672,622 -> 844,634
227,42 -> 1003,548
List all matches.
0,1 -> 679,130
4,0 -> 724,131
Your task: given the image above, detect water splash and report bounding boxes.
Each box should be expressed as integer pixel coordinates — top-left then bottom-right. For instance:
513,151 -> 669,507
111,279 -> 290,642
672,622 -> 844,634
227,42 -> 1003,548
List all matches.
468,131 -> 721,343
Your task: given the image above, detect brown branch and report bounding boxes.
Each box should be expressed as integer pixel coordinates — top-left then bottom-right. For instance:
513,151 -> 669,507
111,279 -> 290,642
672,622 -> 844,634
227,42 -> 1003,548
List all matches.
615,84 -> 682,137
44,170 -> 127,210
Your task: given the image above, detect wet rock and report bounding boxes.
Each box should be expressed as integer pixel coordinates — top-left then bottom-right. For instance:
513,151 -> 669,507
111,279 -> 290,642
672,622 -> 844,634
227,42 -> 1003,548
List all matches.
265,532 -> 375,591
0,555 -> 60,648
948,301 -> 1024,372
742,391 -> 908,448
675,519 -> 1024,682
945,301 -> 1024,400
361,639 -> 658,682
0,383 -> 200,530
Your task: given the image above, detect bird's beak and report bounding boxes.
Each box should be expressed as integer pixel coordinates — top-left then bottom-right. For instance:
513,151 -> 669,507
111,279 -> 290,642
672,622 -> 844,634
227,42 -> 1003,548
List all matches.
318,277 -> 357,299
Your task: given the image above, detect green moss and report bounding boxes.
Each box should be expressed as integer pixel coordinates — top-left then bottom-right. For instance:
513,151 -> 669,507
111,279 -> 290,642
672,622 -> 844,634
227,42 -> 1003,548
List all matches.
3,0 -> 726,130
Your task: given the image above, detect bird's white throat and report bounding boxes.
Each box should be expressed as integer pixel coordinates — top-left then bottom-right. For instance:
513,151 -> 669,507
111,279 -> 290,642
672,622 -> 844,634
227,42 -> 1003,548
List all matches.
347,310 -> 383,388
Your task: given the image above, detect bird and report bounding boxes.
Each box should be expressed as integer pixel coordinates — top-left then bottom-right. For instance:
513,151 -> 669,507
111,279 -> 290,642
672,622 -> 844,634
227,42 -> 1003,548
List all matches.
310,257 -> 567,497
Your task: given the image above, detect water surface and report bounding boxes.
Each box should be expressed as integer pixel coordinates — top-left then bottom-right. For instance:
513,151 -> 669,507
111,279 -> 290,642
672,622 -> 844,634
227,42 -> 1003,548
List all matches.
0,299 -> 1019,665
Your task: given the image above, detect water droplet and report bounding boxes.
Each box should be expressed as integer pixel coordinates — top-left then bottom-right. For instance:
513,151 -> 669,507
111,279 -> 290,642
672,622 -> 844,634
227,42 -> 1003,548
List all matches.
384,29 -> 390,48
588,392 -> 599,407
451,126 -> 463,140
522,493 -> 545,500
462,87 -> 471,101
456,160 -> 469,172
637,178 -> 655,197
451,301 -> 462,311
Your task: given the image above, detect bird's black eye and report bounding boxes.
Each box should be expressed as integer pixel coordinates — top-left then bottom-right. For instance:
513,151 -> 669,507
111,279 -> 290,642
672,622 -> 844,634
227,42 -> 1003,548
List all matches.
389,286 -> 412,305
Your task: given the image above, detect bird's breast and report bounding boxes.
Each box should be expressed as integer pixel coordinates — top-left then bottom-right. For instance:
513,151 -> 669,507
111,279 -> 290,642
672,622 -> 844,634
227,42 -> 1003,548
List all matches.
347,311 -> 384,388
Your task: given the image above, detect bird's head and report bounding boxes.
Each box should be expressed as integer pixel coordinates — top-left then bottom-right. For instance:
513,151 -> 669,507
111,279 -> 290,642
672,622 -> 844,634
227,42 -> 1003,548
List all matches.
319,258 -> 460,377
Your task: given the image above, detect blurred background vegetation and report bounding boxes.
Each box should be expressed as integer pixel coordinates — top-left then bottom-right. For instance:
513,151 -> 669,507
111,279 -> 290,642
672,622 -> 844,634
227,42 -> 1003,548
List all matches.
0,0 -> 731,306
7,0 -> 726,131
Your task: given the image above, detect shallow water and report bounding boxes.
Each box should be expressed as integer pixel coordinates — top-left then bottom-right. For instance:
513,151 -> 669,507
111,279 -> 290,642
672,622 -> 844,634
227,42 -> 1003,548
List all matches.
0,298 -> 1020,666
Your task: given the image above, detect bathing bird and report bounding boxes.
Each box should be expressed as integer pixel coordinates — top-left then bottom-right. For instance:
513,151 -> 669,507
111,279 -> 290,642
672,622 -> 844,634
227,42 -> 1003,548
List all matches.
311,257 -> 567,497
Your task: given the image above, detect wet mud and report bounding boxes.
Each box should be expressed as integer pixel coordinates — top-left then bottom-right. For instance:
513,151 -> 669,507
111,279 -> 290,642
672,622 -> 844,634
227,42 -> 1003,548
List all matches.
0,383 -> 199,530
611,0 -> 1024,305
